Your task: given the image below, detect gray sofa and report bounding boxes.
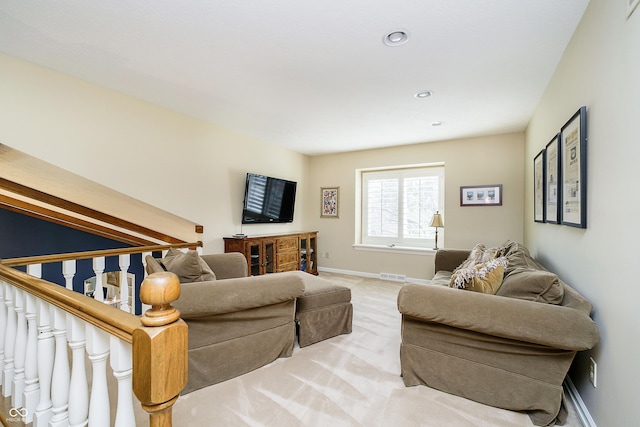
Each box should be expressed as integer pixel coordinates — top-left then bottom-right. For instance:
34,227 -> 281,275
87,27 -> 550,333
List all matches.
146,250 -> 305,394
397,241 -> 599,426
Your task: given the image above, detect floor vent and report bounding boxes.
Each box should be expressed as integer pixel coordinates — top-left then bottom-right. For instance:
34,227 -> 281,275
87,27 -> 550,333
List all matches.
379,272 -> 407,282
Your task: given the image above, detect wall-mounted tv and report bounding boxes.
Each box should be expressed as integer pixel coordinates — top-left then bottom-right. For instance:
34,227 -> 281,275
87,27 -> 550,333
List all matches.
242,173 -> 297,224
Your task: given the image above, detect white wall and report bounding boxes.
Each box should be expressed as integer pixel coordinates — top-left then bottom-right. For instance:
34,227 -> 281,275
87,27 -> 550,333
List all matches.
306,132 -> 524,280
0,54 -> 310,253
525,0 -> 640,425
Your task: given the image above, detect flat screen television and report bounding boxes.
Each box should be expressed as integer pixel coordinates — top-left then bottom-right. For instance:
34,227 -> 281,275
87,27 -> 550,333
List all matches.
242,173 -> 297,224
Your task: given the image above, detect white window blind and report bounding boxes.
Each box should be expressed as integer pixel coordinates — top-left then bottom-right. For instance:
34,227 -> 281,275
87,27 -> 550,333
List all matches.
361,165 -> 444,248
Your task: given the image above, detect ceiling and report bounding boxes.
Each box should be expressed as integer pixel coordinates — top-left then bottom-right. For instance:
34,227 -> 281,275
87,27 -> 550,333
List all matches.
0,1 -> 589,156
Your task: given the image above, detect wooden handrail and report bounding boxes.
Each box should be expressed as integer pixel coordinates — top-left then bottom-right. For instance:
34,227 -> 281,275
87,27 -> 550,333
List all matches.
0,263 -> 140,343
0,241 -> 202,267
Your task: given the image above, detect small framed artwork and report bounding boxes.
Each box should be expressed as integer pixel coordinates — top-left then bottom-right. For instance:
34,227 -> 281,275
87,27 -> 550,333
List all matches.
534,149 -> 546,223
321,187 -> 339,218
459,184 -> 502,206
545,134 -> 561,224
560,106 -> 587,228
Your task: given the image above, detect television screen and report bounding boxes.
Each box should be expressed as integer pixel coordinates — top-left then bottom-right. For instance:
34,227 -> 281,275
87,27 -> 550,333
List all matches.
242,173 -> 297,224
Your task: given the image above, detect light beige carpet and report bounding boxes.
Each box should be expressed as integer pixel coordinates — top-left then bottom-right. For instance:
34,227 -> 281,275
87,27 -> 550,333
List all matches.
135,272 -> 582,427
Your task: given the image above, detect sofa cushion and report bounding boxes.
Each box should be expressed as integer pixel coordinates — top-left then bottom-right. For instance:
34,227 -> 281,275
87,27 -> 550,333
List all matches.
494,241 -> 543,276
296,275 -> 351,312
496,267 -> 564,304
161,248 -> 216,283
430,270 -> 454,287
145,255 -> 165,275
450,257 -> 507,294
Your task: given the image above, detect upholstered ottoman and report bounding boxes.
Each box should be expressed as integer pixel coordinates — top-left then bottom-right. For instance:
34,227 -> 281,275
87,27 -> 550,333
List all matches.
296,274 -> 353,347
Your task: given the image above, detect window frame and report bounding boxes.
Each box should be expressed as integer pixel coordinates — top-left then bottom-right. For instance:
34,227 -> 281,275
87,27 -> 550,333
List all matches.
359,164 -> 444,250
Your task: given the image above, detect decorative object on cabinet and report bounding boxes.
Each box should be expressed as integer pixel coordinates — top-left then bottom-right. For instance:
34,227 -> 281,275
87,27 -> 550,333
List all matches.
321,187 -> 339,218
560,106 -> 587,228
459,184 -> 502,206
545,134 -> 561,224
534,149 -> 546,223
224,231 -> 318,276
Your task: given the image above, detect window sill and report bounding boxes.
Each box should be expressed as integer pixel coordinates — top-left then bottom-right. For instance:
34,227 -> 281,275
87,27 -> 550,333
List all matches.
352,244 -> 436,256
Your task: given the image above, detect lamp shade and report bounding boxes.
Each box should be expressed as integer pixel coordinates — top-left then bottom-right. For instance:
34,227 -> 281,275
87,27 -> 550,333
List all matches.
430,212 -> 444,228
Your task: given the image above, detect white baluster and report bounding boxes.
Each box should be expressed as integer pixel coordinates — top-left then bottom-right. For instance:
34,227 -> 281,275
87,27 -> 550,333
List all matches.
22,292 -> 40,424
62,260 -> 76,291
12,288 -> 27,408
119,254 -> 131,313
86,325 -> 110,427
2,282 -> 16,397
33,300 -> 53,427
49,308 -> 70,427
0,280 -> 6,388
93,257 -> 105,302
67,315 -> 88,427
110,336 -> 134,427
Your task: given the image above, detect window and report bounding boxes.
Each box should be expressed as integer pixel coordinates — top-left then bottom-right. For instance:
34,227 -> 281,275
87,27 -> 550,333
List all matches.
360,165 -> 444,249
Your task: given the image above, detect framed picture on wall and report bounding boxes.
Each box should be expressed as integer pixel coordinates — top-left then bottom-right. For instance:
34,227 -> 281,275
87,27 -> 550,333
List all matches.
560,106 -> 587,228
534,149 -> 546,223
545,134 -> 561,224
459,184 -> 502,206
321,187 -> 339,218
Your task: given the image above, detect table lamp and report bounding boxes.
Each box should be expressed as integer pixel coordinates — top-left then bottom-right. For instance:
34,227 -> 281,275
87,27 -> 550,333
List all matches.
430,211 -> 444,250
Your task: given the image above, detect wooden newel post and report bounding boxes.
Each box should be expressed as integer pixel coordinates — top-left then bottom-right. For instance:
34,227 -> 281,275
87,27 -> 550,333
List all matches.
133,272 -> 188,427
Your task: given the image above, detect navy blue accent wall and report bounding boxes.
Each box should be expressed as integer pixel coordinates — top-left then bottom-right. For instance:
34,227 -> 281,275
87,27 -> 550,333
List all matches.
0,208 -> 144,314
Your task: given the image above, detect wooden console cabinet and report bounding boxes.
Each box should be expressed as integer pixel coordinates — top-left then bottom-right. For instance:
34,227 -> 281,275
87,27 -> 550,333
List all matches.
224,231 -> 318,276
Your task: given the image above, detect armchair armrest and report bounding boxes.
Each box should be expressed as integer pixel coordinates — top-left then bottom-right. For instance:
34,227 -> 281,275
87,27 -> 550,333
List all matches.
174,272 -> 304,318
435,249 -> 470,272
397,283 -> 599,351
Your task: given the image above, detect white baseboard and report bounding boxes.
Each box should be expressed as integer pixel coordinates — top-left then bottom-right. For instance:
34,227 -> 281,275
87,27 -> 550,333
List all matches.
317,266 -> 430,285
564,377 -> 597,427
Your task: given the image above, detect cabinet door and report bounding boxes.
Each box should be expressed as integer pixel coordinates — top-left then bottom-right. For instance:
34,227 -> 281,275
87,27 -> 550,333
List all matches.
246,241 -> 262,276
262,239 -> 275,274
299,233 -> 318,275
246,239 -> 275,275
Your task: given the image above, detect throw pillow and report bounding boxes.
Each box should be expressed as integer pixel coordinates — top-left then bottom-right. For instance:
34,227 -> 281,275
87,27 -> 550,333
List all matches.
450,257 -> 508,294
496,267 -> 564,304
453,243 -> 486,272
144,255 -> 165,275
160,248 -> 216,283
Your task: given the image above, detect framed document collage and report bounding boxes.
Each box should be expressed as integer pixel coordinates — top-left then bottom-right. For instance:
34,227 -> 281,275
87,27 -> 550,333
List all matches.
533,106 -> 587,228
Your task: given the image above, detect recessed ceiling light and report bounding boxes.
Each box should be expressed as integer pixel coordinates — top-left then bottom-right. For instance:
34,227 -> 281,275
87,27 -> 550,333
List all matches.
383,30 -> 409,47
415,90 -> 433,99
431,121 -> 444,127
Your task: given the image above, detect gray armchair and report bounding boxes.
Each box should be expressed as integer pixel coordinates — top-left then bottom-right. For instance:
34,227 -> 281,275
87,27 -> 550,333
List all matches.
146,252 -> 304,393
397,244 -> 599,426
